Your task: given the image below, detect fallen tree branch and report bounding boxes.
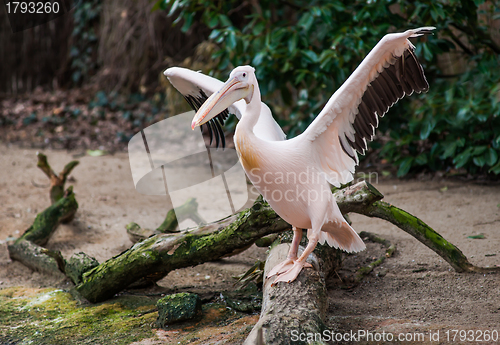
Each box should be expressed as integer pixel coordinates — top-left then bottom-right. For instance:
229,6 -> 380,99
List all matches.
156,197 -> 205,233
8,239 -> 66,279
244,233 -> 342,345
336,184 -> 500,274
13,187 -> 78,246
36,152 -> 79,204
76,199 -> 291,302
7,187 -> 78,277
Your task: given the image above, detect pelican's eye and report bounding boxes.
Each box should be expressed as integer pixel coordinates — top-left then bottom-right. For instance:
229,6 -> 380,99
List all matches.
242,73 -> 246,78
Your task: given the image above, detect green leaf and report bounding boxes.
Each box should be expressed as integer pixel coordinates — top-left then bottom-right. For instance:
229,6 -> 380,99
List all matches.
485,148 -> 498,166
453,148 -> 472,168
168,0 -> 183,17
467,233 -> 485,239
208,29 -> 220,40
252,52 -> 266,66
397,157 -> 414,177
473,155 -> 486,167
302,50 -> 318,63
441,141 -> 457,159
422,42 -> 433,61
472,145 -> 487,156
252,22 -> 265,36
288,33 -> 297,53
419,119 -> 435,140
489,161 -> 500,174
207,15 -> 219,29
297,12 -> 313,31
415,153 -> 428,165
218,14 -> 232,27
87,149 -> 107,157
226,31 -> 237,50
181,12 -> 194,33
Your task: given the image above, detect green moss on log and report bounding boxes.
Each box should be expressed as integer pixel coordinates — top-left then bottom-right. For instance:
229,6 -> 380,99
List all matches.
16,187 -> 78,246
367,201 -> 472,272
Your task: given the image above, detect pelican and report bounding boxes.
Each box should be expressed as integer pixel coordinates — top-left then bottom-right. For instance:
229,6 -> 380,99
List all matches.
167,27 -> 434,285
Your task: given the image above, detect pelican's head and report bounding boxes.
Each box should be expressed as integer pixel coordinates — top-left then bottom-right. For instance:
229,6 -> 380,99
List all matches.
191,66 -> 255,129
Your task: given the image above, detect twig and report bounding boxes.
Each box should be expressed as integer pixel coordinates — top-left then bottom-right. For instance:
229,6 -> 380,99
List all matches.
36,152 -> 79,204
354,231 -> 396,282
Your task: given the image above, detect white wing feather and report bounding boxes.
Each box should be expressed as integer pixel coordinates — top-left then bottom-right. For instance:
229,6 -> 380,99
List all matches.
301,27 -> 434,187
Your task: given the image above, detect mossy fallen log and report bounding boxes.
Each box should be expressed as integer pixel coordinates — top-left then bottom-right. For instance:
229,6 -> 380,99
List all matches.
65,252 -> 100,285
7,187 -> 78,278
338,183 -> 499,274
244,233 -> 342,345
8,239 -> 66,279
76,199 -> 291,303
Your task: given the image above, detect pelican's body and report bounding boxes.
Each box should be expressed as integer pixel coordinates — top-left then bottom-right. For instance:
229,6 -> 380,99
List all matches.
236,130 -> 344,233
167,27 -> 435,284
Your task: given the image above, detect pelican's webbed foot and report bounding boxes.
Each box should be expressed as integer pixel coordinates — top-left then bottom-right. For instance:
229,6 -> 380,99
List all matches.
268,259 -> 313,286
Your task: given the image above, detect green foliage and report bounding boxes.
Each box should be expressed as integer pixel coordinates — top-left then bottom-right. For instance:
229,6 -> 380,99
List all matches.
70,0 -> 102,85
159,0 -> 500,176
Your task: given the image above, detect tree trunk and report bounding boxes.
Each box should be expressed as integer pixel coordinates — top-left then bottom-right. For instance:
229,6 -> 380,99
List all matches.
244,233 -> 342,345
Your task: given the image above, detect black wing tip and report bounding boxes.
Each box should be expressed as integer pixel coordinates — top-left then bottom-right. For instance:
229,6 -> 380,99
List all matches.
185,90 -> 229,150
339,135 -> 358,161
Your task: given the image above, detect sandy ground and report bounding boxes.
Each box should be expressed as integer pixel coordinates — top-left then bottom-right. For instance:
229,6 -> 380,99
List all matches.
0,143 -> 499,344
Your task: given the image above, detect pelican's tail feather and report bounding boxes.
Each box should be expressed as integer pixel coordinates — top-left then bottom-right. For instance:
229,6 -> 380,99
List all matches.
318,220 -> 366,253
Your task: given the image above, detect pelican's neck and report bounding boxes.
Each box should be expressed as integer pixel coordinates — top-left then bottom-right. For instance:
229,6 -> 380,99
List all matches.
237,83 -> 261,135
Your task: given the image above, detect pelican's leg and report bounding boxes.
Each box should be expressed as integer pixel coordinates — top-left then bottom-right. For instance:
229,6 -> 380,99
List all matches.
266,227 -> 309,278
272,229 -> 319,286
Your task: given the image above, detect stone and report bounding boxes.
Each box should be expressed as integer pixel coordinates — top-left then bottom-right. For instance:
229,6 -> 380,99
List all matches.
155,292 -> 202,327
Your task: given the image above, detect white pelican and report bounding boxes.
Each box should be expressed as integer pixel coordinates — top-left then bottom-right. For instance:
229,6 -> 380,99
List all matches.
171,27 -> 435,285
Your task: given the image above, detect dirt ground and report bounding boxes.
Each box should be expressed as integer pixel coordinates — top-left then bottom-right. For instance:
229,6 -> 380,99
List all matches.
1,143 -> 499,344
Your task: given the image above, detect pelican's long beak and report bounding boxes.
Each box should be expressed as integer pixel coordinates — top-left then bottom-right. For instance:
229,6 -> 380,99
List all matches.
191,77 -> 251,129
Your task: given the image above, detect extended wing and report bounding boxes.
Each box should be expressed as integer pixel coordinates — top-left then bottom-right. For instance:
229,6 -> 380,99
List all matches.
301,27 -> 434,186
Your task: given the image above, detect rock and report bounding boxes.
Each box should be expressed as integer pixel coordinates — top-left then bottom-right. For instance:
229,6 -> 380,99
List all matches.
155,292 -> 202,327
65,252 -> 99,284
